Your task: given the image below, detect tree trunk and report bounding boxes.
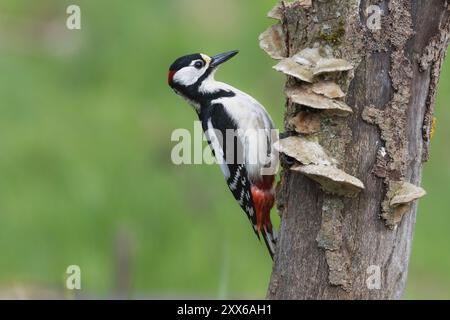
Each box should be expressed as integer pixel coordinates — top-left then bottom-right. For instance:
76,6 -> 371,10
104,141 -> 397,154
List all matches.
260,0 -> 450,299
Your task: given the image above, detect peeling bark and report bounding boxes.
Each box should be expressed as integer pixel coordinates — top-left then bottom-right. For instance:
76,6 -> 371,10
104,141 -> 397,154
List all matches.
262,0 -> 450,299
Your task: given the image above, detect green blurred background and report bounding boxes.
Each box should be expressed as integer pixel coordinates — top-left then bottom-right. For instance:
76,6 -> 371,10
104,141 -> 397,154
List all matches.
0,0 -> 448,299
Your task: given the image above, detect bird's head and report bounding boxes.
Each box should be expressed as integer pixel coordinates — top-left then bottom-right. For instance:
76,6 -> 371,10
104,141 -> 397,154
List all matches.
167,50 -> 238,97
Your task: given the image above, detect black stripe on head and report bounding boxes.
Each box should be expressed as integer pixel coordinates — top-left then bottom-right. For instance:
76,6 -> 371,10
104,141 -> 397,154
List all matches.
169,53 -> 203,71
168,53 -> 211,89
168,53 -> 236,111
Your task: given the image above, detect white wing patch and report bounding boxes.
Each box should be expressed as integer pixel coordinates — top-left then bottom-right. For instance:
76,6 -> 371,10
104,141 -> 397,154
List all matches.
211,89 -> 278,181
206,119 -> 230,180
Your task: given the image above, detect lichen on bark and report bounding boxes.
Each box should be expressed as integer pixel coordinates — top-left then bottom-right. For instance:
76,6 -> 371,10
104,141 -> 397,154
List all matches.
316,196 -> 352,290
361,1 -> 430,228
421,6 -> 450,161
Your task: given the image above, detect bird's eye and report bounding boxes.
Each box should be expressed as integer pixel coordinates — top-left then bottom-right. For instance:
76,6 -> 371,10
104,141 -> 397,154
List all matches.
194,61 -> 204,69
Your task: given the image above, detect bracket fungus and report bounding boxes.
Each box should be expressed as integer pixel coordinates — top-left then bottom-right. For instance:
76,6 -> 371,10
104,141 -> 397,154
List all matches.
260,13 -> 363,200
285,85 -> 353,115
292,47 -> 322,66
383,181 -> 427,228
267,2 -> 283,20
291,47 -> 353,76
274,136 -> 336,166
259,24 -> 287,60
390,182 -> 426,206
273,58 -> 314,83
292,165 -> 365,197
273,48 -> 354,116
311,81 -> 346,99
312,58 -> 353,76
267,43 -> 362,197
275,137 -> 364,197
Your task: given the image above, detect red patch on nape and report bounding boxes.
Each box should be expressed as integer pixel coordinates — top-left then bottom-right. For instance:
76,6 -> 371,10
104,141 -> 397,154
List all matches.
167,70 -> 176,85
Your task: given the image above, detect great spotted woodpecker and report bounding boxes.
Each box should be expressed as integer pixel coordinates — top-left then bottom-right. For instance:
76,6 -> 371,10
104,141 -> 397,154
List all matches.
168,50 -> 278,259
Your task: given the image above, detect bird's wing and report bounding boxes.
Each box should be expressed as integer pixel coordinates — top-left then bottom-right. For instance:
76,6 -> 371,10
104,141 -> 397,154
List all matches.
203,104 -> 259,237
211,92 -> 278,180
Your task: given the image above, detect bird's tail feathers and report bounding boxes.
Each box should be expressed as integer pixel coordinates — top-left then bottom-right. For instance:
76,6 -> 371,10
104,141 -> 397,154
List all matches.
251,180 -> 277,260
262,224 -> 277,260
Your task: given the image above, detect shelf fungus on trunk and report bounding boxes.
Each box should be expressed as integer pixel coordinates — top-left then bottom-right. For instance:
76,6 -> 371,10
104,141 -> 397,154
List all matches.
285,85 -> 352,116
383,181 -> 427,229
274,136 -> 337,166
292,165 -> 365,197
271,46 -> 354,119
259,23 -> 287,60
267,43 -> 362,197
312,58 -> 353,76
273,59 -> 314,83
267,2 -> 283,20
273,47 -> 353,83
311,81 -> 346,99
275,136 -> 364,197
292,47 -> 353,75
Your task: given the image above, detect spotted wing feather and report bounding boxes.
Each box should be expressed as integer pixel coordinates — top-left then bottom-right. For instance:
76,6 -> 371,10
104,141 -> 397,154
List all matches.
201,104 -> 259,237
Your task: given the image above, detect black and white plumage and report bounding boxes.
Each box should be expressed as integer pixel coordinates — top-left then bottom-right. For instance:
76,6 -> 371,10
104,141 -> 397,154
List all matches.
168,50 -> 278,259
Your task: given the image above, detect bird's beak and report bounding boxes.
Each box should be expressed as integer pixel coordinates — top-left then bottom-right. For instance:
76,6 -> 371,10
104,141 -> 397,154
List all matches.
210,50 -> 239,68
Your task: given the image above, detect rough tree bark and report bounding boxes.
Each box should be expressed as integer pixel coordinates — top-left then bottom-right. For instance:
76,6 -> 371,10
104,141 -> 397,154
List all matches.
259,0 -> 450,299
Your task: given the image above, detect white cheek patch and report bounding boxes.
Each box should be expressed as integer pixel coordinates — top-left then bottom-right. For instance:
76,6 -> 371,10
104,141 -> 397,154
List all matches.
172,66 -> 204,86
